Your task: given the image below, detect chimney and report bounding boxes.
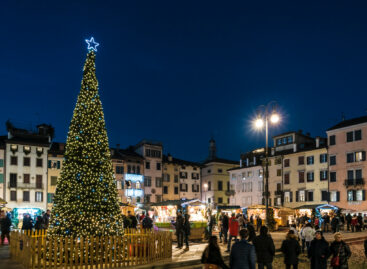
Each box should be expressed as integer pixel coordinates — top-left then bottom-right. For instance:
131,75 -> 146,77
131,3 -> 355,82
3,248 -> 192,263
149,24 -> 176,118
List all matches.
316,136 -> 320,148
253,156 -> 256,165
116,144 -> 120,149
293,144 -> 297,152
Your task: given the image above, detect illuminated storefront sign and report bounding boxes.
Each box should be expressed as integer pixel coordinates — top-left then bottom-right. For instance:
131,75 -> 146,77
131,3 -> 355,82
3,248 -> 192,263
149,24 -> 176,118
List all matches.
124,174 -> 143,182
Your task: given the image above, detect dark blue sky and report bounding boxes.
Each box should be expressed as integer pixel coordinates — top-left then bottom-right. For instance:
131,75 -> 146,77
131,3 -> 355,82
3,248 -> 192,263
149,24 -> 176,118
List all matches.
1,1 -> 367,162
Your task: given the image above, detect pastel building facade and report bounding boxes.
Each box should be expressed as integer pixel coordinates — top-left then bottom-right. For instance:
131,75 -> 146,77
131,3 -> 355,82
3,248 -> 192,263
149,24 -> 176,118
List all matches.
47,142 -> 65,209
327,116 -> 367,211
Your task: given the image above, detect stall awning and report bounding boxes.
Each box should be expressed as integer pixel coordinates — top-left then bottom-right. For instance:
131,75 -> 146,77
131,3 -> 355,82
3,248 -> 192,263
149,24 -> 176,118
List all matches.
293,204 -> 324,210
0,198 -> 7,205
151,199 -> 198,207
217,205 -> 241,210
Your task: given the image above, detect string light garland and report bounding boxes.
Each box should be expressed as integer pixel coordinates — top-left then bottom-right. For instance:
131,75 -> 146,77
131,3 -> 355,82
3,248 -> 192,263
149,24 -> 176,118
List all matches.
48,40 -> 123,237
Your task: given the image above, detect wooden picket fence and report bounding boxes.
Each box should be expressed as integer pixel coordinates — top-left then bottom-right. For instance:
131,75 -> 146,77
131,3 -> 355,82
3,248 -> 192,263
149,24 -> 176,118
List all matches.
10,229 -> 172,269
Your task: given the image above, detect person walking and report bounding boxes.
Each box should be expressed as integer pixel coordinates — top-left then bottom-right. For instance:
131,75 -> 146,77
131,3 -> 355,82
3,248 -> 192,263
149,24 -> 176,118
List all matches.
142,213 -> 153,229
247,223 -> 256,243
34,215 -> 43,230
329,232 -> 351,269
127,211 -> 138,229
219,212 -> 229,243
331,216 -> 339,234
201,236 -> 229,269
345,213 -> 352,231
299,224 -> 306,254
42,210 -> 51,229
357,213 -> 363,232
351,215 -> 358,232
238,214 -> 245,229
281,230 -> 301,269
301,223 -> 315,253
22,214 -> 33,230
230,229 -> 256,269
253,226 -> 275,269
308,231 -> 330,269
208,214 -> 216,237
175,211 -> 184,248
226,213 -> 239,252
0,211 -> 11,245
256,215 -> 262,232
183,213 -> 191,251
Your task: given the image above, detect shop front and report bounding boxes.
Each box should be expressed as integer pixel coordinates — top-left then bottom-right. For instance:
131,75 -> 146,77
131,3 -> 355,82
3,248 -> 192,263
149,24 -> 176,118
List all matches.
11,207 -> 43,229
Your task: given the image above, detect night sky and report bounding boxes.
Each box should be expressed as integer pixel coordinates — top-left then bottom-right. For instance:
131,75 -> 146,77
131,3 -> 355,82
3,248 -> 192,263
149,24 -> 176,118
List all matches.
1,1 -> 367,162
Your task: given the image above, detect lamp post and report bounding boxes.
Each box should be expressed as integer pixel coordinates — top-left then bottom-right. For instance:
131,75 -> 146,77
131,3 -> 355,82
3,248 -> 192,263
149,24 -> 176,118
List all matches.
253,101 -> 280,227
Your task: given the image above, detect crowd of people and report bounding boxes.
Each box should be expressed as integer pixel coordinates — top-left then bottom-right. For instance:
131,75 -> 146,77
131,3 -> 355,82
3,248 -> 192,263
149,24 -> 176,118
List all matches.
200,211 -> 365,269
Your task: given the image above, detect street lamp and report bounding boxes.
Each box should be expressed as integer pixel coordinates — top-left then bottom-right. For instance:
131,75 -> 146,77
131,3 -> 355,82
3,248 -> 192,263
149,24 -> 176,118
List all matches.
253,101 -> 281,228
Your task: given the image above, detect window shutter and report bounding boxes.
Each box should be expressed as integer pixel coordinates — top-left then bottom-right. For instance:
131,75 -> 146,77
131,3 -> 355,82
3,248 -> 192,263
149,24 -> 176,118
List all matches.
363,151 -> 366,161
186,184 -> 188,191
363,190 -> 366,201
296,191 -> 299,202
353,190 -> 357,201
290,191 -> 293,202
48,160 -> 51,168
57,161 -> 61,169
305,191 -> 308,201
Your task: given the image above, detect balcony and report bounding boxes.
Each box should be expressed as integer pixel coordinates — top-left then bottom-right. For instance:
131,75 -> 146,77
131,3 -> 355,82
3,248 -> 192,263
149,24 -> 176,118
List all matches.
8,182 -> 44,189
225,190 -> 235,196
344,178 -> 365,187
274,190 -> 283,196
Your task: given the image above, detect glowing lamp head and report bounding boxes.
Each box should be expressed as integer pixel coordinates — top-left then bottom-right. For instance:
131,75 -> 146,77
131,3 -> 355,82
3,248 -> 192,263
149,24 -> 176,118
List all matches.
270,113 -> 280,124
203,183 -> 208,189
254,118 -> 264,129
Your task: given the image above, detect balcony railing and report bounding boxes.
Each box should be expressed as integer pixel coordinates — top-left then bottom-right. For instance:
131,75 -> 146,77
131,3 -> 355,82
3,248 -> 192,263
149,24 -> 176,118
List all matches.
344,178 -> 365,187
8,182 -> 44,189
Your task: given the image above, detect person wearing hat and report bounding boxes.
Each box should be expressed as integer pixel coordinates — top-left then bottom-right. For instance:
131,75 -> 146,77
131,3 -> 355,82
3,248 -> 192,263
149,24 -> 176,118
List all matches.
308,231 -> 330,269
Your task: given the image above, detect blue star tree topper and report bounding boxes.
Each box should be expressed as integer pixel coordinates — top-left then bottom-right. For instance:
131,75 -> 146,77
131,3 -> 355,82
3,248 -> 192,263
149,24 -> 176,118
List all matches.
85,37 -> 99,52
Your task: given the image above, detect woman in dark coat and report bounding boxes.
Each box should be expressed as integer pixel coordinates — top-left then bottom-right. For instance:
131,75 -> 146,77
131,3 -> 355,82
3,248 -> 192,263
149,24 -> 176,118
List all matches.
329,232 -> 351,269
183,213 -> 191,250
201,236 -> 229,269
247,223 -> 256,243
253,226 -> 275,268
281,230 -> 301,269
308,231 -> 330,269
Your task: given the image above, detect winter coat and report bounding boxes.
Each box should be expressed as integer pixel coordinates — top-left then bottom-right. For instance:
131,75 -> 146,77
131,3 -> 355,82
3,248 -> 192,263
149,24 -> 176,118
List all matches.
228,217 -> 239,236
0,215 -> 11,233
331,217 -> 339,229
308,238 -> 330,269
22,217 -> 33,230
42,213 -> 50,229
128,215 -> 138,228
253,234 -> 275,264
302,227 -> 315,242
230,239 -> 256,269
201,245 -> 229,269
330,241 -> 351,269
183,215 -> 191,236
142,216 -> 153,229
222,215 -> 229,230
34,216 -> 43,230
281,234 -> 301,265
175,215 -> 184,234
346,214 -> 352,224
247,224 -> 256,243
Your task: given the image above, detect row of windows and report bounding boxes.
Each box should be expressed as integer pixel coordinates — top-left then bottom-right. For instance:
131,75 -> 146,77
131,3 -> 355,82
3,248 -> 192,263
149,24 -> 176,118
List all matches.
143,194 -> 162,203
9,173 -> 43,188
231,170 -> 263,180
163,184 -> 200,194
10,156 -> 44,167
143,177 -> 162,187
206,168 -> 225,174
145,149 -> 161,158
329,151 -> 366,165
9,145 -> 44,154
205,181 -> 230,191
115,165 -> 141,175
329,129 -> 362,145
10,190 -> 43,202
145,161 -> 161,170
283,154 -> 327,167
276,135 -> 293,146
208,197 -> 230,204
282,170 -> 328,184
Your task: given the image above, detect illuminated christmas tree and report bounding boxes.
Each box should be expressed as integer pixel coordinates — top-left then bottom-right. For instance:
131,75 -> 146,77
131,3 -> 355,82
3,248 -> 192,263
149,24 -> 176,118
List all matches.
48,38 -> 123,237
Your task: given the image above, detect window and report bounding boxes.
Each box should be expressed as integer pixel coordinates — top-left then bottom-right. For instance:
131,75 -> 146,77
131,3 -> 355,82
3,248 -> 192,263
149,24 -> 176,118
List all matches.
23,157 -> 30,166
23,174 -> 30,184
284,159 -> 290,167
10,156 -> 17,165
355,130 -> 362,141
47,193 -> 54,203
156,195 -> 162,202
218,197 -> 223,204
276,136 -> 293,145
356,169 -> 362,179
307,172 -> 314,182
192,184 -> 199,192
320,171 -> 328,181
137,166 -> 141,174
347,170 -> 354,180
307,191 -> 314,202
284,192 -> 290,203
277,169 -> 282,176
355,151 -> 366,162
115,166 -> 124,174
307,156 -> 314,165
144,176 -> 151,187
299,171 -> 305,183
208,181 -> 211,191
23,191 -> 30,202
347,132 -> 354,142
174,175 -> 178,183
218,181 -> 223,191
10,173 -> 17,188
247,171 -> 253,177
180,172 -> 188,179
330,156 -> 336,166
347,190 -> 365,201
207,169 -> 211,173
144,195 -> 151,203
51,176 -> 57,185
163,186 -> 168,194
284,173 -> 290,184
10,191 -> 16,201
218,169 -> 223,173
329,135 -> 336,146
36,158 -> 43,167
163,174 -> 170,182
330,191 -> 340,202
36,175 -> 42,188
321,191 -> 328,201
180,183 -> 188,192
320,154 -> 327,163
155,177 -> 162,187
347,153 -> 354,163
35,192 -> 43,202
298,156 -> 304,165
174,187 -> 178,194
145,161 -> 150,169
330,172 -> 337,182
156,163 -> 161,170
0,159 -> 3,167
275,158 -> 282,165
192,173 -> 199,179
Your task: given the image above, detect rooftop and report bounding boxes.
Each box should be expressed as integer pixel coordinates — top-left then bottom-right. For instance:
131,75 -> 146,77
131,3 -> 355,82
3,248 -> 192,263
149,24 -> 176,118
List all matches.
327,115 -> 367,131
163,155 -> 203,167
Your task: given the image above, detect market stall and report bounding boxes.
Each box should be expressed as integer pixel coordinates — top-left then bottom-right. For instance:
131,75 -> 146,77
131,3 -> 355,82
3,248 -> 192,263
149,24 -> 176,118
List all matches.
11,207 -> 43,229
294,204 -> 339,226
120,202 -> 136,216
245,205 -> 283,229
152,199 -> 207,240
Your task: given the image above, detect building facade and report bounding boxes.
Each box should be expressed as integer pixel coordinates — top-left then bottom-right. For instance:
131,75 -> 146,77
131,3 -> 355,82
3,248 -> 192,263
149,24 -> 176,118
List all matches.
0,137 -> 5,201
327,116 -> 367,211
228,149 -> 264,207
162,154 -> 201,201
47,142 -> 65,209
4,123 -> 53,212
134,140 -> 163,203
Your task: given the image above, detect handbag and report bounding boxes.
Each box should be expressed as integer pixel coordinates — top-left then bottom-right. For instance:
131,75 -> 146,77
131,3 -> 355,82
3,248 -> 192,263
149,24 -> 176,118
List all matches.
204,264 -> 219,269
331,244 -> 343,267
